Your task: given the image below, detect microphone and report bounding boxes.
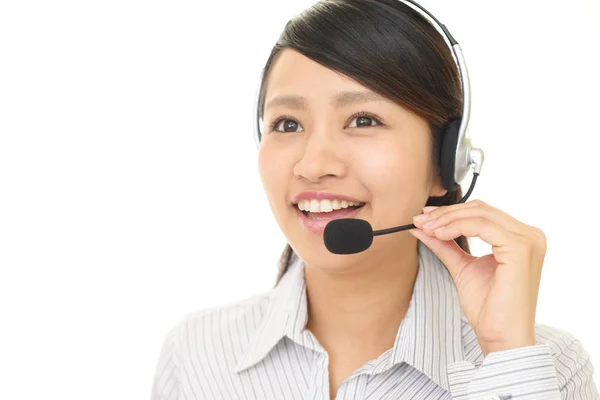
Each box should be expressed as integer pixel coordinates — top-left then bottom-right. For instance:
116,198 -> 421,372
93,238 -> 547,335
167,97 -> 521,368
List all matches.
323,172 -> 480,255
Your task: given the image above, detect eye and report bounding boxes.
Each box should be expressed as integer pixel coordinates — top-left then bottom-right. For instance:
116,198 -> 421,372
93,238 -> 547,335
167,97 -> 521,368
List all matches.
348,112 -> 383,128
270,117 -> 304,133
268,111 -> 383,134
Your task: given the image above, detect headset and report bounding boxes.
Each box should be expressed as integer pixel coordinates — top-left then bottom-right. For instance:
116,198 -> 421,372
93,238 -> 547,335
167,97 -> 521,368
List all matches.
251,0 -> 484,205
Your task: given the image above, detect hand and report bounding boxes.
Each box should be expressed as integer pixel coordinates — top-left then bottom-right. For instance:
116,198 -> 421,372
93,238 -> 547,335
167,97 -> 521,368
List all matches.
409,199 -> 547,357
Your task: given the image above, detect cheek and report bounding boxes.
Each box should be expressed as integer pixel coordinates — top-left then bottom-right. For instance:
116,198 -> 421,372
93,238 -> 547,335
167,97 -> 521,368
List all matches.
258,143 -> 292,207
257,145 -> 269,182
354,139 -> 429,190
353,138 -> 431,224
258,145 -> 277,195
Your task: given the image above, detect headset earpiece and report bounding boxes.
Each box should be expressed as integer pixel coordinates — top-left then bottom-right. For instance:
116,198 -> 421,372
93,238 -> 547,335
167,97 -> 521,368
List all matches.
440,119 -> 461,192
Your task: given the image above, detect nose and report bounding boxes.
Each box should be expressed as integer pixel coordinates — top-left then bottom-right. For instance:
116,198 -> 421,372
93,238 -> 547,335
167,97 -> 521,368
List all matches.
293,127 -> 346,182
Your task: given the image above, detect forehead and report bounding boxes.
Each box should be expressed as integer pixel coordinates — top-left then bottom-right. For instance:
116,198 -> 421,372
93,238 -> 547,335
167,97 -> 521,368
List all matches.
265,49 -> 369,96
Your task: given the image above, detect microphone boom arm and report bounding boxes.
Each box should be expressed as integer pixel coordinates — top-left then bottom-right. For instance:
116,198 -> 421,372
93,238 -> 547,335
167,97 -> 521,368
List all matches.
372,171 -> 480,237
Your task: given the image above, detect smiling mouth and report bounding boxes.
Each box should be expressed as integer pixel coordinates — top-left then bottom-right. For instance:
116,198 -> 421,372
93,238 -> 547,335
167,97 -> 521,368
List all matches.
301,203 -> 365,219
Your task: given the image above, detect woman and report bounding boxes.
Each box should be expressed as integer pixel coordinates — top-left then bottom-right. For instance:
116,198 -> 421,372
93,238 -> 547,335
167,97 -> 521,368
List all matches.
151,0 -> 599,399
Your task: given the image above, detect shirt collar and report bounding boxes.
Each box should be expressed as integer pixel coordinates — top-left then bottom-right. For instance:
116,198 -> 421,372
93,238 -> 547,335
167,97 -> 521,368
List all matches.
233,250 -> 308,373
233,240 -> 467,392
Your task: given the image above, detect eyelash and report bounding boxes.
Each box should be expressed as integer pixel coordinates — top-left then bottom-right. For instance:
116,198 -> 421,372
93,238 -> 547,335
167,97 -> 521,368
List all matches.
267,111 -> 384,133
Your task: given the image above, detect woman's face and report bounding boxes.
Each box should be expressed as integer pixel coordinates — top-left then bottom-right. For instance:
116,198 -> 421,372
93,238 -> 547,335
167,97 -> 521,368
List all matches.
258,49 -> 446,270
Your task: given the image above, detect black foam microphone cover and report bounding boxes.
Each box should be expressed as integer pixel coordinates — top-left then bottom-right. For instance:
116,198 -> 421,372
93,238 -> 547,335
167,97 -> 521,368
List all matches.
323,218 -> 374,255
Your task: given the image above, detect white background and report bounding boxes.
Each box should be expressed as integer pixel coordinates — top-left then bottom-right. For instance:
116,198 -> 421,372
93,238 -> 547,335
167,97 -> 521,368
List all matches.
1,0 -> 599,398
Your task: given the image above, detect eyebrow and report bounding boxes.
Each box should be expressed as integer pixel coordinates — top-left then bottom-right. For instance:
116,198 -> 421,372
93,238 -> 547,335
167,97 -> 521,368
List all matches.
264,90 -> 386,111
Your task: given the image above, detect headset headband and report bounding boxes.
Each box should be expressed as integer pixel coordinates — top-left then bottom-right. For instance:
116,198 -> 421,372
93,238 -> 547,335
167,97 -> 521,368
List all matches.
252,0 -> 483,186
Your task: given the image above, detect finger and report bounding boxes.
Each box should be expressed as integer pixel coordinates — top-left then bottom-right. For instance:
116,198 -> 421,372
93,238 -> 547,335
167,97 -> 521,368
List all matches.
417,200 -> 527,236
418,206 -> 527,237
422,200 -> 479,215
417,200 -> 480,227
431,216 -> 518,249
409,229 -> 474,282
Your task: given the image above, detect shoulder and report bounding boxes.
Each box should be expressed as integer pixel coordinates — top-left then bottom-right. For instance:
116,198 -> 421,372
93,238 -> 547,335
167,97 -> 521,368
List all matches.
535,322 -> 582,356
534,323 -> 594,382
179,290 -> 273,339
160,289 -> 274,361
151,291 -> 274,399
170,290 -> 273,341
535,322 -> 591,364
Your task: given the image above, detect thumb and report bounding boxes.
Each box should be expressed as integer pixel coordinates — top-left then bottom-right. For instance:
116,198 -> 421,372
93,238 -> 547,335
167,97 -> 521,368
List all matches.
409,228 -> 471,283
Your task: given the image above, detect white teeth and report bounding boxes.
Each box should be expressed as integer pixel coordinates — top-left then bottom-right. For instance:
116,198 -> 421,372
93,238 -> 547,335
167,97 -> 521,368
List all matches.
319,199 -> 333,212
297,199 -> 364,213
309,199 -> 320,212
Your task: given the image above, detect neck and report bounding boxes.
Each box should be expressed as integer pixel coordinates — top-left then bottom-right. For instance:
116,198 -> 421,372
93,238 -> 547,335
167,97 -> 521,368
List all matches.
304,237 -> 419,353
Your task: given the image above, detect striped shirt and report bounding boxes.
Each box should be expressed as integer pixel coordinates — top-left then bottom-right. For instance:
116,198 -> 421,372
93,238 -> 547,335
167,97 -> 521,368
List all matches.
150,241 -> 599,400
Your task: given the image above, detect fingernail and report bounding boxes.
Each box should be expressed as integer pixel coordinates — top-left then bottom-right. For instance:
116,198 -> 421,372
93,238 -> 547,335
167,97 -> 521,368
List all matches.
423,206 -> 437,214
